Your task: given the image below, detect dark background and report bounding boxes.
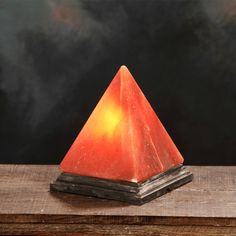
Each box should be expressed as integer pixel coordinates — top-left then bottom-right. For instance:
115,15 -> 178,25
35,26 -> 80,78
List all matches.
0,0 -> 236,165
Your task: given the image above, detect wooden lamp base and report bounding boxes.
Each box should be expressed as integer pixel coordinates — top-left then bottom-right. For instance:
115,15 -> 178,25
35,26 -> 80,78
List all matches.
50,165 -> 193,205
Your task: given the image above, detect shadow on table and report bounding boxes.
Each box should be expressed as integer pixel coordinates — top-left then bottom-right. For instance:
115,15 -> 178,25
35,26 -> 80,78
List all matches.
49,190 -> 130,209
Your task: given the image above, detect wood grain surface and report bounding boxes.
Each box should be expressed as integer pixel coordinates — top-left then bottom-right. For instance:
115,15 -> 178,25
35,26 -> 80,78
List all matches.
0,165 -> 235,235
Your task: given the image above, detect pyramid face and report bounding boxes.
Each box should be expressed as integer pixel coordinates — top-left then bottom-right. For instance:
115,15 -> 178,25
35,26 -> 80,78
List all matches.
60,66 -> 183,183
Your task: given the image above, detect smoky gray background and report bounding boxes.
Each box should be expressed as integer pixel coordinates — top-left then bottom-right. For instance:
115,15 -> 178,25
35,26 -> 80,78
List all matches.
0,0 -> 236,164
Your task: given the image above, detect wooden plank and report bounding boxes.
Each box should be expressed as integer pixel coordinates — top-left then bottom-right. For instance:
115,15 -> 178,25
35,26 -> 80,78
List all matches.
1,215 -> 236,226
0,165 -> 235,235
0,223 -> 236,236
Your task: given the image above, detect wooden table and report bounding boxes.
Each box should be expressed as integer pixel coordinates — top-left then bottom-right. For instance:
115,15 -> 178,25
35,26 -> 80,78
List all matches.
0,165 -> 235,235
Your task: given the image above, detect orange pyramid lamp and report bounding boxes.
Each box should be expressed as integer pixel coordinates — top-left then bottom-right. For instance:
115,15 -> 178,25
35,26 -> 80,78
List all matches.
50,66 -> 193,205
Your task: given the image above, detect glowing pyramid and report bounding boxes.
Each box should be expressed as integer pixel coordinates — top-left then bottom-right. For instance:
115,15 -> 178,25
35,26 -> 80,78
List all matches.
60,65 -> 184,182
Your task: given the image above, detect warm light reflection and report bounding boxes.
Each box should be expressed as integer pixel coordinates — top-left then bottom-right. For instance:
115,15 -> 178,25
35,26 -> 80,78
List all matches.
88,101 -> 122,138
103,106 -> 121,136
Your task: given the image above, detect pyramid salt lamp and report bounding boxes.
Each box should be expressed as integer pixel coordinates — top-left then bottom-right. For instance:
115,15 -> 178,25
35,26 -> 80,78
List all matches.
50,65 -> 193,205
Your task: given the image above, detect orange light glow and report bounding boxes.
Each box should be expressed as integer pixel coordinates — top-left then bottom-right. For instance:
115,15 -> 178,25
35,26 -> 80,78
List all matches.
100,104 -> 122,136
86,100 -> 122,138
60,65 -> 184,182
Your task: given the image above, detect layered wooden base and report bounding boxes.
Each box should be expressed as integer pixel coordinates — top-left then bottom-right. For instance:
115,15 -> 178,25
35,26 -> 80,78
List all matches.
50,165 -> 193,205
